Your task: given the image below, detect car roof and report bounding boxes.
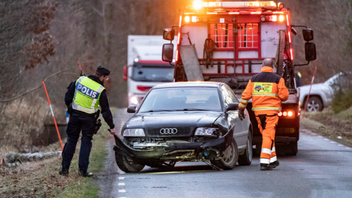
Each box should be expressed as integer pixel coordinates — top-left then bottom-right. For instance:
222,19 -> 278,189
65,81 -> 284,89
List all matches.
152,81 -> 224,89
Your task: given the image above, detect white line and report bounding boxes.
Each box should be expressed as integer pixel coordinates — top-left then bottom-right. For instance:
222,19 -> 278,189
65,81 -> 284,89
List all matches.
330,141 -> 335,143
118,183 -> 125,186
119,177 -> 125,180
118,189 -> 126,193
324,138 -> 329,141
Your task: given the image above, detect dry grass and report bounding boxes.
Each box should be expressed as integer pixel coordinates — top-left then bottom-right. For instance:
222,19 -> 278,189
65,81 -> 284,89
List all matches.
0,119 -> 111,198
301,107 -> 352,147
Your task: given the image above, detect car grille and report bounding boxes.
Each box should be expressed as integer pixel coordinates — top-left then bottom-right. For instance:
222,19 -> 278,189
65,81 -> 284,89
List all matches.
146,127 -> 194,137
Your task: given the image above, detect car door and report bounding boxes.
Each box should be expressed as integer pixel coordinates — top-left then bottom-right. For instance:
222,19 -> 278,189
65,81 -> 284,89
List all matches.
221,84 -> 247,147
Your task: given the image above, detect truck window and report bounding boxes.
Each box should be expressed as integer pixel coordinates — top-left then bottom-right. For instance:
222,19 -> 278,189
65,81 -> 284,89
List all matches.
238,23 -> 259,48
131,66 -> 174,82
209,23 -> 234,49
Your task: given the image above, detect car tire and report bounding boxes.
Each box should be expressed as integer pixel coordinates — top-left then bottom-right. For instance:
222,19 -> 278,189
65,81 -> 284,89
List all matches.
210,139 -> 238,170
238,129 -> 253,166
306,96 -> 323,112
115,151 -> 145,173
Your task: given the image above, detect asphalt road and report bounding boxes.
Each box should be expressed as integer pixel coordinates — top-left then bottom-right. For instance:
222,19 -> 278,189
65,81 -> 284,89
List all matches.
96,108 -> 352,198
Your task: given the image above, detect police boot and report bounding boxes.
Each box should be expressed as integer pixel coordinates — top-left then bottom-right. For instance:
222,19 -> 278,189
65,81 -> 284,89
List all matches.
59,168 -> 69,177
269,160 -> 279,169
79,170 -> 93,177
260,163 -> 272,171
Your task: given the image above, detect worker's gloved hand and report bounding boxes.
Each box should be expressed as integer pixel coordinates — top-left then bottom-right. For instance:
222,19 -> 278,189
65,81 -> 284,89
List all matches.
238,108 -> 245,120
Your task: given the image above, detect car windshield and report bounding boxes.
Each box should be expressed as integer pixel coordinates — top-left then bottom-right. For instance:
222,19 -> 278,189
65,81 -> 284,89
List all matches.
139,87 -> 222,112
131,66 -> 174,82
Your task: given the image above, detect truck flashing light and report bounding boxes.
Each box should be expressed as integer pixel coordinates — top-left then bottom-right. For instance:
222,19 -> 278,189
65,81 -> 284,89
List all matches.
260,15 -> 285,22
290,48 -> 294,60
288,31 -> 292,43
185,16 -> 190,23
193,1 -> 277,9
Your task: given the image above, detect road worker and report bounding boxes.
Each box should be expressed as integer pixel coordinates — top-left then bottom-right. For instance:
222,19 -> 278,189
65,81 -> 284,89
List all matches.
59,66 -> 116,177
238,58 -> 289,170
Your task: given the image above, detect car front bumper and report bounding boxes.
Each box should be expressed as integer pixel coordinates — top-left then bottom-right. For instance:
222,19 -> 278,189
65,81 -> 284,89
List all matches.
113,135 -> 227,160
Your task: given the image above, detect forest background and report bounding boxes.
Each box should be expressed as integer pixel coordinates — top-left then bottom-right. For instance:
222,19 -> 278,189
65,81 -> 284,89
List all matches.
1,0 -> 352,152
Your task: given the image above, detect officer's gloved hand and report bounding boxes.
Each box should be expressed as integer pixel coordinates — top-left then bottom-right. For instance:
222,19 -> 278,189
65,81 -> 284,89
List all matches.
67,103 -> 72,115
238,108 -> 245,120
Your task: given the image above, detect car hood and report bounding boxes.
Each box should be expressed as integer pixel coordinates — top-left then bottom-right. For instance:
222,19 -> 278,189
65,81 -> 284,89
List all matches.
125,111 -> 223,129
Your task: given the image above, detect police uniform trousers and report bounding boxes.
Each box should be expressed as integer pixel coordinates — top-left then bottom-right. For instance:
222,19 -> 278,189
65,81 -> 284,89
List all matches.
255,113 -> 279,165
62,111 -> 95,172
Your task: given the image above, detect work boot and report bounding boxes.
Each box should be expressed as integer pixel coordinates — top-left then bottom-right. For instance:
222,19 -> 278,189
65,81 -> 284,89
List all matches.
269,161 -> 280,169
79,170 -> 93,177
59,168 -> 69,177
260,164 -> 272,171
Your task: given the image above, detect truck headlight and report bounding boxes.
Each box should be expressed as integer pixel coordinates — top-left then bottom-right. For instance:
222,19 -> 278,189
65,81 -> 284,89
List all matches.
130,95 -> 138,105
195,127 -> 218,136
123,128 -> 145,137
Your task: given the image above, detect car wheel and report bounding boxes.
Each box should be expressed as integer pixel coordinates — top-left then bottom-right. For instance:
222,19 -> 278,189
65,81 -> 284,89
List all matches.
210,139 -> 238,170
115,151 -> 145,173
238,129 -> 253,166
306,96 -> 323,112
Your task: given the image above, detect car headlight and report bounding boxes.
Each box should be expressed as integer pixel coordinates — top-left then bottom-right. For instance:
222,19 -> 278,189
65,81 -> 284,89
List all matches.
195,127 -> 218,136
123,128 -> 145,137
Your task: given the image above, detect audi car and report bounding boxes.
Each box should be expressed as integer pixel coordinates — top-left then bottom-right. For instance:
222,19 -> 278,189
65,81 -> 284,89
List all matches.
113,82 -> 253,173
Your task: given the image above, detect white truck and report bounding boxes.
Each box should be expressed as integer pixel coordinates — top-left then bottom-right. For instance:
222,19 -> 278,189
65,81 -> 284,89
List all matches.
124,35 -> 177,106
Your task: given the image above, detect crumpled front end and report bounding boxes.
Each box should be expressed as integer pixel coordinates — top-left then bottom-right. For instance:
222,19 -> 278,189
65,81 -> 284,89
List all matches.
113,135 -> 229,162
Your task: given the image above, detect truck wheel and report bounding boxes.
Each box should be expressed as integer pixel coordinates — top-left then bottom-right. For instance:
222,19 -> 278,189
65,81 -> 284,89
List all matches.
238,129 -> 253,166
306,96 -> 323,112
115,151 -> 145,173
210,139 -> 238,170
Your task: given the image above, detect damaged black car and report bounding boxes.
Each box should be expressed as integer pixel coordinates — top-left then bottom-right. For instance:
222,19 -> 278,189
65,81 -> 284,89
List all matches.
114,82 -> 253,173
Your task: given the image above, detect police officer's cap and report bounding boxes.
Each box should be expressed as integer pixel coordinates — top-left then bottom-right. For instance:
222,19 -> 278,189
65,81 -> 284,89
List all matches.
96,65 -> 111,76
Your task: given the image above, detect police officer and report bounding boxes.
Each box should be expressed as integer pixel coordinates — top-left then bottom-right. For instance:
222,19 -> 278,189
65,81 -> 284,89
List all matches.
238,58 -> 289,171
59,66 -> 116,177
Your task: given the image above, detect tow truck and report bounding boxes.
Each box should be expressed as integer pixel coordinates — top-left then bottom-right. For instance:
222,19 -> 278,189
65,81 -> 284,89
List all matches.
161,1 -> 316,155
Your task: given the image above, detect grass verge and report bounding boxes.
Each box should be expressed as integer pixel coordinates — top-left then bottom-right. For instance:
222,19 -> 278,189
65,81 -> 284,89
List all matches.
0,108 -> 116,198
300,107 -> 352,147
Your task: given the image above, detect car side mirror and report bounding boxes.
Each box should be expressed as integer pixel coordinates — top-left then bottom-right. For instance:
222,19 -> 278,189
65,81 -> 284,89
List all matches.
303,28 -> 314,41
127,105 -> 136,113
162,43 -> 174,62
163,28 -> 175,41
226,102 -> 239,111
305,42 -> 316,61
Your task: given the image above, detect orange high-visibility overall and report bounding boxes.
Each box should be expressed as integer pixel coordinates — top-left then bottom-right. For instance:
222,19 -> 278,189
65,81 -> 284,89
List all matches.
239,66 -> 289,165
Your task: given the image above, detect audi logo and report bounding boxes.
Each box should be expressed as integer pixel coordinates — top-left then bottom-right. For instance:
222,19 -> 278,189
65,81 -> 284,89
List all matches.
160,128 -> 178,135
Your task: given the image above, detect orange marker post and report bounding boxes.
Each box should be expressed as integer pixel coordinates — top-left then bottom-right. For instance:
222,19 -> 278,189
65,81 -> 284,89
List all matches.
302,66 -> 318,118
42,81 -> 64,150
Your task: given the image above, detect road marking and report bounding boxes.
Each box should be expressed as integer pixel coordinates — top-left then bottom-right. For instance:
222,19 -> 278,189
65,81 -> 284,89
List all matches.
330,141 -> 335,143
324,138 -> 329,141
118,189 -> 126,193
119,177 -> 125,180
118,183 -> 125,186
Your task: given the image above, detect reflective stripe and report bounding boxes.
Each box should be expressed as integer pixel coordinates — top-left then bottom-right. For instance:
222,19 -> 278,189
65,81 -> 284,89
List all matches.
90,85 -> 105,110
260,158 -> 270,164
252,93 -> 278,97
261,148 -> 271,154
271,147 -> 276,152
270,156 -> 277,163
252,107 -> 281,111
239,99 -> 248,104
72,103 -> 97,114
239,103 -> 247,108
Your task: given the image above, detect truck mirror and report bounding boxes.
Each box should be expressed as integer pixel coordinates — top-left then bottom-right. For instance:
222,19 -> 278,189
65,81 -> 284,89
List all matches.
163,28 -> 175,41
305,42 -> 316,61
123,66 -> 128,81
162,43 -> 174,62
303,28 -> 314,41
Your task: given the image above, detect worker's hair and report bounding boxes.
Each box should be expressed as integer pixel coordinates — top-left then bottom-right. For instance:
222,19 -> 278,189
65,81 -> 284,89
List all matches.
262,58 -> 274,68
